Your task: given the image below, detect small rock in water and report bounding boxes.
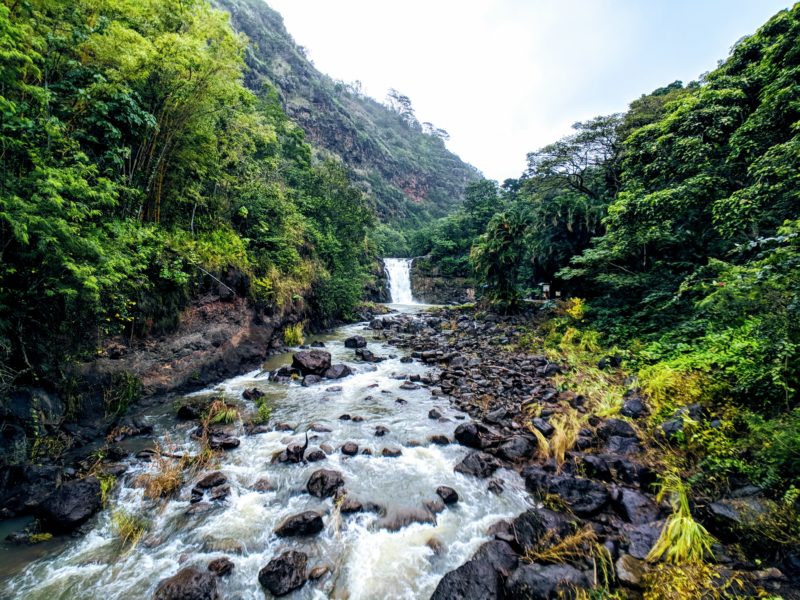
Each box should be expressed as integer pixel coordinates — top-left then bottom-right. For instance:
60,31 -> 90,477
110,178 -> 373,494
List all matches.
301,374 -> 322,386
351,415 -> 364,422
305,449 -> 326,462
258,550 -> 308,596
344,335 -> 367,349
252,478 -> 274,492
309,423 -> 332,433
324,364 -> 352,379
400,356 -> 413,363
275,511 -> 324,537
382,447 -> 402,457
309,564 -> 332,580
196,472 -> 227,489
339,414 -> 352,421
436,486 -> 459,504
153,567 -> 220,600
208,557 -> 234,577
341,442 -> 359,456
374,425 -> 390,437
325,386 -> 343,393
428,408 -> 443,419
306,469 -> 345,498
428,434 -> 450,446
400,381 -> 420,390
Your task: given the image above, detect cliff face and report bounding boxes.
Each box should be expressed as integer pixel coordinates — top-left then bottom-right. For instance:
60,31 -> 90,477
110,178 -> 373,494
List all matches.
411,257 -> 474,305
215,0 -> 480,228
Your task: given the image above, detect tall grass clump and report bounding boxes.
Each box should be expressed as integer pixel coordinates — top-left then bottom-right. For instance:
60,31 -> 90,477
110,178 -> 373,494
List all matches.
283,321 -> 305,346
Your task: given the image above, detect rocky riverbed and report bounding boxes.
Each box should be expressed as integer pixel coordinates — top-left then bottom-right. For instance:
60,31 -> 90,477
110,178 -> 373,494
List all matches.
1,305 -> 797,598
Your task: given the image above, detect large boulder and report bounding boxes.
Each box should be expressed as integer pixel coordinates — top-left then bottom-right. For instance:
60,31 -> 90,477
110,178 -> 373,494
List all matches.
306,469 -> 345,498
275,511 -> 324,537
454,451 -> 500,478
291,350 -> 332,376
511,508 -> 575,554
454,423 -> 499,449
37,477 -> 102,532
344,335 -> 367,349
505,563 -> 589,598
431,541 -> 518,600
324,364 -> 352,380
523,467 -> 609,517
258,550 -> 308,597
496,435 -> 537,462
615,488 -> 660,524
152,567 -> 220,600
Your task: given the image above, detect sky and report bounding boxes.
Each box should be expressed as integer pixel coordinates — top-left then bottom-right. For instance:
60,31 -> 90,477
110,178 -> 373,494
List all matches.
266,0 -> 792,182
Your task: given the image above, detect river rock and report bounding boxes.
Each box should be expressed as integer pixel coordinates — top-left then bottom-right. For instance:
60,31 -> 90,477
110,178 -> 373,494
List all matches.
309,564 -> 331,580
306,469 -> 344,498
341,442 -> 359,456
324,364 -> 352,379
431,540 -> 518,600
37,477 -> 102,533
523,467 -> 609,517
275,511 -> 324,537
344,335 -> 367,348
623,520 -> 664,560
382,447 -> 402,457
153,567 -> 220,600
496,435 -> 537,462
242,388 -> 265,401
374,425 -> 390,437
505,562 -> 589,598
301,374 -> 322,386
454,423 -> 498,449
428,408 -> 443,419
258,550 -> 308,597
195,472 -> 226,489
615,488 -> 660,524
511,508 -> 574,553
454,451 -> 500,478
305,448 -> 326,462
436,486 -> 459,504
207,557 -> 234,577
616,554 -> 648,588
428,434 -> 450,445
378,507 -> 437,531
292,350 -> 332,375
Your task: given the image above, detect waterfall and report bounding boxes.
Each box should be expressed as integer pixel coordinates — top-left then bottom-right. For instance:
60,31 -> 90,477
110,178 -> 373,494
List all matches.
384,258 -> 417,304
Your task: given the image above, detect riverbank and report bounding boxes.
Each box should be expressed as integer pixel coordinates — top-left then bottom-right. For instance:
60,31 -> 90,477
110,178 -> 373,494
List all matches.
2,304 -> 797,598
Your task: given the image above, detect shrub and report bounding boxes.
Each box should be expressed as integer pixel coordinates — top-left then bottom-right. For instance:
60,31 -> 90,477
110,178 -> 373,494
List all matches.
283,322 -> 305,346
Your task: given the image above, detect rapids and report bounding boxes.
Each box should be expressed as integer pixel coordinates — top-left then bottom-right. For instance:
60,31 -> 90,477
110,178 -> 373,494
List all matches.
2,307 -> 530,599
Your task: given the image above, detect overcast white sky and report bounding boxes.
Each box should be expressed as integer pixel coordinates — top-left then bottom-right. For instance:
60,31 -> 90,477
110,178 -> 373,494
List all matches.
266,0 -> 791,181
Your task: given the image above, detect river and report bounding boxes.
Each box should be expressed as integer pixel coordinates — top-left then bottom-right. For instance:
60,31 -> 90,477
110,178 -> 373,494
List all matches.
1,306 -> 531,599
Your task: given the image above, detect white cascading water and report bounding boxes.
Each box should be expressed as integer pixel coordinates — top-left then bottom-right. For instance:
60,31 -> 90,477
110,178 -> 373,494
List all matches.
384,258 -> 417,304
2,316 -> 531,599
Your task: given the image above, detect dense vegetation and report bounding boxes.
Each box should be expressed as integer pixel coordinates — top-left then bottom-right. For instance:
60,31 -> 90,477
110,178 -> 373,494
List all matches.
0,0 -> 376,387
217,0 -> 480,237
419,0 -> 800,566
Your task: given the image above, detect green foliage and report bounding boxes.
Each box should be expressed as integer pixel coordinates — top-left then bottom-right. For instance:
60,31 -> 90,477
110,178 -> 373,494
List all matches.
0,0 -> 376,388
647,473 -> 716,564
283,322 -> 304,346
111,509 -> 148,550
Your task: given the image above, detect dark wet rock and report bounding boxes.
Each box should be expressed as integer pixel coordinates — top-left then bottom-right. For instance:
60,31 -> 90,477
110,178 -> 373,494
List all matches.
306,469 -> 344,498
338,414 -> 351,420
430,540 -> 518,600
301,374 -> 322,386
196,472 -> 226,489
356,348 -> 385,363
597,418 -> 637,440
531,417 -> 554,437
37,477 -> 102,533
344,335 -> 367,348
153,567 -> 220,600
378,507 -> 437,531
310,341 -> 325,348
292,350 -> 332,375
487,479 -> 504,494
341,442 -> 359,456
374,425 -> 390,437
208,557 -> 234,577
623,521 -> 664,560
496,435 -> 537,462
275,511 -> 324,537
454,423 -> 498,449
429,408 -> 443,419
485,407 -> 508,424
208,434 -> 240,451
351,415 -> 364,422
309,423 -> 332,433
399,381 -> 420,390
427,536 -> 446,555
428,435 -> 450,445
578,454 -> 612,482
274,422 -> 294,432
400,356 -> 413,363
505,563 -> 589,598
242,388 -> 265,401
340,497 -> 364,513
616,554 -> 647,588
605,436 -> 641,455
436,486 -> 459,504
208,484 -> 230,502
324,364 -> 352,380
615,488 -> 660,524
305,449 -> 326,462
425,499 -> 446,515
258,550 -> 308,597
176,404 -> 202,420
704,497 -> 767,542
511,508 -> 575,553
382,447 -> 402,457
454,451 -> 500,478
325,385 -> 343,393
523,467 -> 609,517
621,395 -> 647,419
